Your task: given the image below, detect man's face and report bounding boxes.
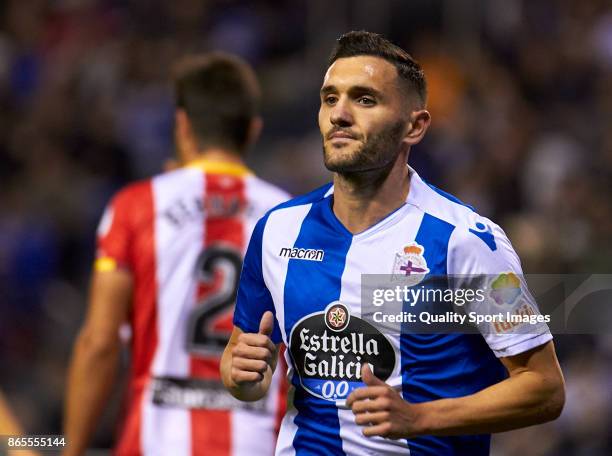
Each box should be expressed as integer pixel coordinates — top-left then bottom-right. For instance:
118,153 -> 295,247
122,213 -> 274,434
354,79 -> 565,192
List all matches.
319,55 -> 409,173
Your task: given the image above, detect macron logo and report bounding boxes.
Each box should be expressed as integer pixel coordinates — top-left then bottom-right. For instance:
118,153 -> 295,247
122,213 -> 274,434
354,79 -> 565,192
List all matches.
279,247 -> 325,262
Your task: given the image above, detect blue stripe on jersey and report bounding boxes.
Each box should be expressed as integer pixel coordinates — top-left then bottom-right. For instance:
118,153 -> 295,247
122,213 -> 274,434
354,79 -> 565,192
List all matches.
292,388 -> 347,455
283,197 -> 351,456
233,212 -> 283,343
400,213 -> 505,455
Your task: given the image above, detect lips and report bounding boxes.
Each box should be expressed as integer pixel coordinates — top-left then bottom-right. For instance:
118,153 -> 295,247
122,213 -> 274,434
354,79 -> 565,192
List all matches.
327,130 -> 358,140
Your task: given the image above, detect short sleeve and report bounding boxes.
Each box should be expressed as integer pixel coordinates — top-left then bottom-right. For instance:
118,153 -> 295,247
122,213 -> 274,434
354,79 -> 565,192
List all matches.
233,215 -> 282,344
95,190 -> 133,271
447,218 -> 552,358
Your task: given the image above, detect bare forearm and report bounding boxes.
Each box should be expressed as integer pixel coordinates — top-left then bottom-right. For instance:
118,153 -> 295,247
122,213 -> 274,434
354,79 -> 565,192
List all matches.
415,370 -> 565,436
63,333 -> 120,456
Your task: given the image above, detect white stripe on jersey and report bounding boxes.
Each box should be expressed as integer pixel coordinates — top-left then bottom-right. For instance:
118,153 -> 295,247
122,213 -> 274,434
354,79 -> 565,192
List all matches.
231,364 -> 284,454
406,169 -> 477,230
152,169 -> 205,377
142,168 -> 205,455
336,207 -> 424,456
245,175 -> 293,234
275,407 -> 299,456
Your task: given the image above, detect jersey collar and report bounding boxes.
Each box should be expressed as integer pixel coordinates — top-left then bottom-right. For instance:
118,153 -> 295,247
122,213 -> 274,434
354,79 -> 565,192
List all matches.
185,159 -> 253,177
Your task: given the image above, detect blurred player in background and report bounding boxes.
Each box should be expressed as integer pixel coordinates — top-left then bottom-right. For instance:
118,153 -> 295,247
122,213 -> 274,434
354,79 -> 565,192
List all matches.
64,53 -> 289,456
221,31 -> 565,455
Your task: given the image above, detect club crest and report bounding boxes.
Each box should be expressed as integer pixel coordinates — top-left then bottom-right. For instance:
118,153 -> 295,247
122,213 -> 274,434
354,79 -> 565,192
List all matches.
392,243 -> 429,286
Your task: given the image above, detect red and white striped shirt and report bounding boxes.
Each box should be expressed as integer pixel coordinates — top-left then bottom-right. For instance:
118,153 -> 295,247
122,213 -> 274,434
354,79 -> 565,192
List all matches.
95,160 -> 290,456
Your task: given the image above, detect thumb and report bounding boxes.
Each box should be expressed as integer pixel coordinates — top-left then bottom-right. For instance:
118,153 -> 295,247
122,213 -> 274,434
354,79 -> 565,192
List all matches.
362,363 -> 385,386
258,311 -> 274,337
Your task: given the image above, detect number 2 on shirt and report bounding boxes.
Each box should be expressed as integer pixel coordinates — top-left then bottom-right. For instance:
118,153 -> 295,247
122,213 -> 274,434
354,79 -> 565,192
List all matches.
185,245 -> 242,355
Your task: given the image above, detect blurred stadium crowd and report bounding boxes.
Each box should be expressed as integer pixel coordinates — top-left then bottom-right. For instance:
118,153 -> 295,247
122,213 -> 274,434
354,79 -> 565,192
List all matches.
0,0 -> 610,454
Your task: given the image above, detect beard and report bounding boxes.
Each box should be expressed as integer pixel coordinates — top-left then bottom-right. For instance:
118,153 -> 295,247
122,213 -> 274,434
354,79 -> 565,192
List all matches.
323,120 -> 406,174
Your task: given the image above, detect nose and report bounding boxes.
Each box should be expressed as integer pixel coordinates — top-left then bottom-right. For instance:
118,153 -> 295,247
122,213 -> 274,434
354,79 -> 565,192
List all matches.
329,97 -> 353,127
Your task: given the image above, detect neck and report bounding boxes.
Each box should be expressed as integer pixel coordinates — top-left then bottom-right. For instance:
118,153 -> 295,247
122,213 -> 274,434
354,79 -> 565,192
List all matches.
184,148 -> 245,166
332,152 -> 410,234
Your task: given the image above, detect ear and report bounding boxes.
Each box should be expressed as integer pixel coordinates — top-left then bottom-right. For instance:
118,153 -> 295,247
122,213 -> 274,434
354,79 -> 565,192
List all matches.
175,109 -> 198,162
403,109 -> 431,146
246,116 -> 263,149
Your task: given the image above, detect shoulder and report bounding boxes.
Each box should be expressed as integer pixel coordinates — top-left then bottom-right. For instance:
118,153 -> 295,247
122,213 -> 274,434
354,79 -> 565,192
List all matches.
247,182 -> 332,242
109,178 -> 154,211
96,179 -> 154,251
273,182 -> 333,211
444,207 -> 520,275
102,177 -> 160,235
263,182 -> 332,220
408,171 -> 477,230
447,217 -> 519,270
410,170 -> 502,244
244,175 -> 292,210
117,165 -> 202,203
150,166 -> 201,190
409,170 -> 519,269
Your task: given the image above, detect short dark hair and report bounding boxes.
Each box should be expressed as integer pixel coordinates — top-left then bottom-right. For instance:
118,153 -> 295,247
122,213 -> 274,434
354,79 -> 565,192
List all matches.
328,31 -> 427,106
173,53 -> 260,154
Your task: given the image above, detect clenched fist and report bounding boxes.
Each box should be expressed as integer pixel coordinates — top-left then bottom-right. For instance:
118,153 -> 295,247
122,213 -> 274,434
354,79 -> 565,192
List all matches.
230,311 -> 277,386
347,364 -> 424,439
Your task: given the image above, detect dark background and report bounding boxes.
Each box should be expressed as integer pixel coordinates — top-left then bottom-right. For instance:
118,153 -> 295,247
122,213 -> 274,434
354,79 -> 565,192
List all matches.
0,0 -> 610,454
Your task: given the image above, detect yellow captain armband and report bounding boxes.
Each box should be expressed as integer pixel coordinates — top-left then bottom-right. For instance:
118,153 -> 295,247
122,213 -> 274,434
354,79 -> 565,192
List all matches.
94,257 -> 118,272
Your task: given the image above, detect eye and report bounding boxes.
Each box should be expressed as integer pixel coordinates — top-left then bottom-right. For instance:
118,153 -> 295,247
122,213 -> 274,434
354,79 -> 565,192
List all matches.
357,96 -> 375,106
324,95 -> 338,105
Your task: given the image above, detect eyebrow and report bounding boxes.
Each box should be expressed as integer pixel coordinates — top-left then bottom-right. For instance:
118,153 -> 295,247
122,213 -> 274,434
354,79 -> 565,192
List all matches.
320,85 -> 385,99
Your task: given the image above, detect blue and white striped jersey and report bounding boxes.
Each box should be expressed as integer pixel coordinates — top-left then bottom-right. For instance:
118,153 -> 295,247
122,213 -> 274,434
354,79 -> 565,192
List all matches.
234,167 -> 552,456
